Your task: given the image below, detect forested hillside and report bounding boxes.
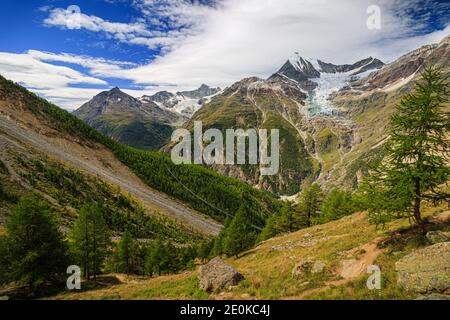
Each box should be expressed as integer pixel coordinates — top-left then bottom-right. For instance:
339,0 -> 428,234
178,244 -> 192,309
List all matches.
0,76 -> 283,227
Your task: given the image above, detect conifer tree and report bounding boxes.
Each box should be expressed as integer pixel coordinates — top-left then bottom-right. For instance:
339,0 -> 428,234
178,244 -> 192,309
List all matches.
71,203 -> 111,280
363,67 -> 449,228
117,229 -> 134,274
0,194 -> 68,294
320,189 -> 356,223
296,183 -> 324,227
223,202 -> 258,258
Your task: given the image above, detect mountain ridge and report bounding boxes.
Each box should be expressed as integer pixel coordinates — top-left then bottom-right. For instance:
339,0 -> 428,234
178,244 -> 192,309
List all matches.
74,87 -> 186,150
166,37 -> 448,195
141,84 -> 222,118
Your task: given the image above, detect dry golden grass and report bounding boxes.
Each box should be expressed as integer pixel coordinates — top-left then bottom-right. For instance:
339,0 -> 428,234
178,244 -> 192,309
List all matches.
52,272 -> 208,300
53,204 -> 449,300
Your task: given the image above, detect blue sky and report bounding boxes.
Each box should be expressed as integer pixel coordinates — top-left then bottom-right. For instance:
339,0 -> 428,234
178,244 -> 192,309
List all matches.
0,0 -> 448,110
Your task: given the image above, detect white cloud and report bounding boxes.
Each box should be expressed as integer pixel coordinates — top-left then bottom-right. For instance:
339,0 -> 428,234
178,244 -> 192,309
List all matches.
32,87 -> 106,111
26,50 -> 136,77
44,7 -> 150,35
43,5 -> 201,51
0,52 -> 106,89
90,0 -> 450,88
0,51 -> 111,110
1,0 -> 448,110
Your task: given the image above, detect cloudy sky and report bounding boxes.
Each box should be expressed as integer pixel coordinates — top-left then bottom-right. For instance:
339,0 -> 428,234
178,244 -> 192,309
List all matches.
0,0 -> 448,110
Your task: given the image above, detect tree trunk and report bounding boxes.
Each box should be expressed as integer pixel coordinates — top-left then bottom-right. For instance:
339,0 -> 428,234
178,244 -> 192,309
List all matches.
307,210 -> 311,227
414,178 -> 425,233
93,221 -> 97,281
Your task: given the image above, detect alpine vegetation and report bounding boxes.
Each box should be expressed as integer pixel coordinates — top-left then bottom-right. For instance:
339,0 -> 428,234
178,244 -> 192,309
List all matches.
171,121 -> 280,176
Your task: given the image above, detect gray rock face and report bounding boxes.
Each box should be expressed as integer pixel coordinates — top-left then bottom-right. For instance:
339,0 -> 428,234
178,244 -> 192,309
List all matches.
178,84 -> 221,100
416,293 -> 450,300
311,260 -> 326,274
318,57 -> 384,75
198,257 -> 244,292
395,242 -> 450,293
292,259 -> 326,278
143,91 -> 175,104
426,231 -> 450,244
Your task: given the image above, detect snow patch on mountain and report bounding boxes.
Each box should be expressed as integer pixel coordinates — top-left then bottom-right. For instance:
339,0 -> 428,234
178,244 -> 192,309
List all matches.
308,72 -> 351,115
287,56 -> 382,116
140,85 -> 222,118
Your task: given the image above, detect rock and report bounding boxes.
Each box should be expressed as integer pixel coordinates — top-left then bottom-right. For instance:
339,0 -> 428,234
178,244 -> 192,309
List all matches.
198,257 -> 244,292
416,293 -> 450,300
292,260 -> 314,279
293,259 -> 327,278
311,260 -> 326,274
426,231 -> 450,244
395,242 -> 450,293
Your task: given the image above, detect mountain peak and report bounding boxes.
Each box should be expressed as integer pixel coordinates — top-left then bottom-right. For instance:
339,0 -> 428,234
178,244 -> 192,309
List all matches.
288,53 -> 317,73
108,86 -> 126,95
177,84 -> 221,99
269,54 -> 320,86
317,57 -> 384,75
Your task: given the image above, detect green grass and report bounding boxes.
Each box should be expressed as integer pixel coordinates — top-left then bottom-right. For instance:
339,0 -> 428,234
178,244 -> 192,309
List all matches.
139,275 -> 209,300
316,128 -> 339,154
53,273 -> 208,300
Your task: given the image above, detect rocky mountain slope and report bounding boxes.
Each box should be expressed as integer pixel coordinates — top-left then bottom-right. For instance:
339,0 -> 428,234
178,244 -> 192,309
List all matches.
0,76 -> 221,237
74,87 -> 186,150
140,84 -> 221,118
169,36 -> 449,196
172,53 -> 385,195
324,35 -> 450,189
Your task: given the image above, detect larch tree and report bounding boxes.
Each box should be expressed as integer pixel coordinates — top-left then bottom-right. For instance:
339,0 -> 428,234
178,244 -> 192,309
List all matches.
71,203 -> 111,280
362,67 -> 449,228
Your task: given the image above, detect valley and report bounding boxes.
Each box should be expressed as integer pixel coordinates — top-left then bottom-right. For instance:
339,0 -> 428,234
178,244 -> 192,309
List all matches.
0,21 -> 448,301
0,100 -> 222,237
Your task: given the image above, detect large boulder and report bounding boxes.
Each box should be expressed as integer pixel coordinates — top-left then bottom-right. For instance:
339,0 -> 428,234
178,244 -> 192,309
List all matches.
198,257 -> 244,292
292,259 -> 326,279
311,260 -> 326,274
395,242 -> 450,293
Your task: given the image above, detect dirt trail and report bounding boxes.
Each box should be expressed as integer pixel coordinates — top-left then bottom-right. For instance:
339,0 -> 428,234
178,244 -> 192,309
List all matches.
0,115 -> 222,236
291,238 -> 384,299
336,238 -> 383,280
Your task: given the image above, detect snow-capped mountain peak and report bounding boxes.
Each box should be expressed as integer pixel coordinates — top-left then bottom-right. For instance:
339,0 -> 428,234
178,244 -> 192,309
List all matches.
284,53 -> 321,79
139,84 -> 222,118
289,53 -> 318,73
270,54 -> 385,116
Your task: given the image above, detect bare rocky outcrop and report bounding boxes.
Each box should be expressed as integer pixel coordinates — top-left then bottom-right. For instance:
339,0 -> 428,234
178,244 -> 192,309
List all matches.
416,293 -> 450,300
426,231 -> 450,244
292,259 -> 326,279
198,258 -> 244,292
395,242 -> 450,294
